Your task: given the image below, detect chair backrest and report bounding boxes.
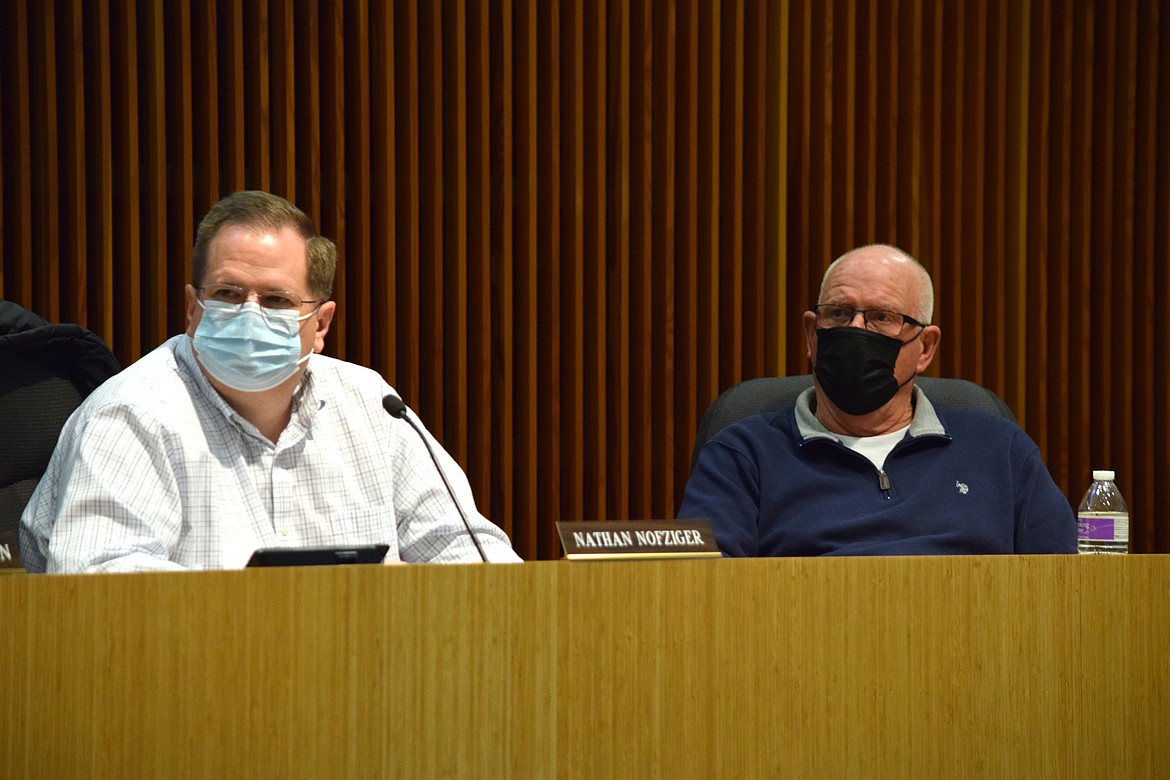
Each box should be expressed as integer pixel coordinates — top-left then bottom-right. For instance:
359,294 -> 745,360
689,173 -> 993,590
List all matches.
0,302 -> 121,571
690,374 -> 1016,470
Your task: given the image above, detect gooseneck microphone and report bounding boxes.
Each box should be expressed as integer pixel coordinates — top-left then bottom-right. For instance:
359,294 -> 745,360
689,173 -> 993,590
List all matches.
382,394 -> 489,562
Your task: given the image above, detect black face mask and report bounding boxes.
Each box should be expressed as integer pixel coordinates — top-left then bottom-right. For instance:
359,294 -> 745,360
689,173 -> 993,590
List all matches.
813,327 -> 917,415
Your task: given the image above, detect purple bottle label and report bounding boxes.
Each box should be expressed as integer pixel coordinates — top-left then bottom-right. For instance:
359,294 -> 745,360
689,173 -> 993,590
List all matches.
1077,517 -> 1116,541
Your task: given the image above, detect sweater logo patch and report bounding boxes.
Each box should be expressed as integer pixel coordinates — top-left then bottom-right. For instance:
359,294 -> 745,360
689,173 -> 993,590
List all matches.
955,481 -> 969,495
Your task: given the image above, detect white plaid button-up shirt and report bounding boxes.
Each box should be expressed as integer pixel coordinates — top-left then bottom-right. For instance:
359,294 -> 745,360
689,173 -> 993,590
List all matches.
20,335 -> 520,571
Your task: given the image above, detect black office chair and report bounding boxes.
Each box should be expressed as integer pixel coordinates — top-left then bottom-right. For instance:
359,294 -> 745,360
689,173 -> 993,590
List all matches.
690,374 -> 1016,470
0,302 -> 121,571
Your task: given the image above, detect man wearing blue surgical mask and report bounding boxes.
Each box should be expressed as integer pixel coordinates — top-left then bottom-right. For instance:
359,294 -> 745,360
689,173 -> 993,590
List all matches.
679,244 -> 1076,556
183,199 -> 339,441
21,191 -> 521,571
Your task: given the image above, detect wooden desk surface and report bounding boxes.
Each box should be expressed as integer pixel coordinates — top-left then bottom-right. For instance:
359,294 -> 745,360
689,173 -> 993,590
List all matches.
2,556 -> 1167,778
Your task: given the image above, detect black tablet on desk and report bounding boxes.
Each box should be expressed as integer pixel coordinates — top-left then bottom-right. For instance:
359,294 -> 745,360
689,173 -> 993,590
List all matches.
245,544 -> 390,567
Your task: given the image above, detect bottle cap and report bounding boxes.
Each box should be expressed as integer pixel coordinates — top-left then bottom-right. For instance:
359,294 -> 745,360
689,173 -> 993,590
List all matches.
1092,469 -> 1115,481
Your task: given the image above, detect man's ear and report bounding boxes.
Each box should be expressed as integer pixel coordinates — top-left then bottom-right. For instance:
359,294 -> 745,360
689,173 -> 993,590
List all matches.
915,325 -> 942,373
802,310 -> 818,364
312,301 -> 337,354
184,285 -> 200,337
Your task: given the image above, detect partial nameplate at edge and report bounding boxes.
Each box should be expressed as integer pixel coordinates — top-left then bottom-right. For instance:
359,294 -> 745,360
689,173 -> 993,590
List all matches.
0,529 -> 25,573
557,519 -> 722,560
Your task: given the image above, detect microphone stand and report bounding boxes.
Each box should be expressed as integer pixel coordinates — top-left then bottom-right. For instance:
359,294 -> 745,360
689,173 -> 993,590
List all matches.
382,394 -> 489,562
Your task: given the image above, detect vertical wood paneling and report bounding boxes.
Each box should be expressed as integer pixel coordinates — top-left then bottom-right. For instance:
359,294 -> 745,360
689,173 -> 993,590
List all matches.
1112,2 -> 1138,517
489,0 -> 516,535
393,0 -> 420,408
917,1 -> 942,321
220,0 -> 247,191
140,1 -> 168,340
191,1 -> 221,226
332,0 -> 358,362
110,0 -> 142,361
367,2 -> 394,380
60,0 -> 87,324
604,0 -> 630,522
675,0 -> 699,514
511,0 -> 538,557
784,0 -> 813,370
535,0 -> 562,557
716,0 -> 742,392
740,0 -> 766,378
1003,0 -> 1030,415
763,0 -> 788,376
416,0 -> 443,431
30,4 -> 61,321
270,0 -> 296,200
1,2 -> 35,304
166,1 -> 194,337
243,0 -> 270,191
1134,0 -> 1165,552
294,0 -> 321,227
695,0 -> 721,414
582,0 -> 607,524
895,4 -> 922,257
467,0 -> 492,510
1024,0 -> 1053,463
2,0 -> 1169,556
650,0 -> 676,514
559,1 -> 584,525
86,2 -> 116,342
963,0 -> 989,385
627,0 -> 653,522
1066,1 -> 1094,501
1160,0 -> 1170,554
441,0 -> 468,467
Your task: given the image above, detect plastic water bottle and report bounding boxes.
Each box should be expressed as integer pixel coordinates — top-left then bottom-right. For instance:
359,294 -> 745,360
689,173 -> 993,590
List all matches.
1076,470 -> 1129,554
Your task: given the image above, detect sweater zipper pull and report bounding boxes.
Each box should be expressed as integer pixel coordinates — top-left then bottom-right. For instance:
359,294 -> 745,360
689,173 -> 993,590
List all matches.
879,469 -> 892,499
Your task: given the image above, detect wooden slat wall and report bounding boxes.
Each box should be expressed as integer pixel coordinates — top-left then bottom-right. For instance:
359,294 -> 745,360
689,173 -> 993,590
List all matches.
1,0 -> 1167,557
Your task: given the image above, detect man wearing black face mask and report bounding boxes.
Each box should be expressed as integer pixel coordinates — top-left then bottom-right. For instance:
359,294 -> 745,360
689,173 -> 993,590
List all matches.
679,244 -> 1076,556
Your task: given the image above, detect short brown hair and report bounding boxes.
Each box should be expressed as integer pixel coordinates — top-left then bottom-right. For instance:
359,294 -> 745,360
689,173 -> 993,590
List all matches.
192,191 -> 337,300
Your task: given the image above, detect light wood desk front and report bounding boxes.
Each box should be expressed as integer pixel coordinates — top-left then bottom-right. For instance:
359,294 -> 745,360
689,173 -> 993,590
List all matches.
2,556 -> 1167,778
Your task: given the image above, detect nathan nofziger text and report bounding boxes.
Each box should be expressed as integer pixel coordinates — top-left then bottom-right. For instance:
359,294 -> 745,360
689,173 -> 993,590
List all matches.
571,529 -> 707,549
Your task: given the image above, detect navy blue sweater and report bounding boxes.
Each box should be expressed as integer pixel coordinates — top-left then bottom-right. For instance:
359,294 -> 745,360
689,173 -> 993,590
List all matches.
679,388 -> 1076,556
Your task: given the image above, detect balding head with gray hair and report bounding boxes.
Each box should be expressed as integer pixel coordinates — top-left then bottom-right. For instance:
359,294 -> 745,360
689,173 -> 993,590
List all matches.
819,244 -> 934,324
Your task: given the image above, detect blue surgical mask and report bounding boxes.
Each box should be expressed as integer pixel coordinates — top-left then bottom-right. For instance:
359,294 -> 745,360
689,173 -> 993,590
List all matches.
193,300 -> 314,392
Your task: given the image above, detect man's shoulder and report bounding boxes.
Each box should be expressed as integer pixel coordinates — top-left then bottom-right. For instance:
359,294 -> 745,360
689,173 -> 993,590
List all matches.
307,353 -> 386,386
923,400 -> 1037,453
708,407 -> 798,452
926,400 -> 1022,432
79,336 -> 191,414
304,354 -> 391,407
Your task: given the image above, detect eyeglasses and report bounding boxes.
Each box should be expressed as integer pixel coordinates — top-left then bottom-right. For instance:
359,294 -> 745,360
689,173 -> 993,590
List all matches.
197,283 -> 323,317
813,304 -> 926,338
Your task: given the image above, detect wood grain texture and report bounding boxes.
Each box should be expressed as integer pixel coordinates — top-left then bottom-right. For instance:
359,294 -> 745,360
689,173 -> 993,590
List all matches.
1,556 -> 1167,778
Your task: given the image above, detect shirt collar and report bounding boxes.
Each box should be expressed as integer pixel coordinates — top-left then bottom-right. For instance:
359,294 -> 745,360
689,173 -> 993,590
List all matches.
176,334 -> 321,444
794,384 -> 948,443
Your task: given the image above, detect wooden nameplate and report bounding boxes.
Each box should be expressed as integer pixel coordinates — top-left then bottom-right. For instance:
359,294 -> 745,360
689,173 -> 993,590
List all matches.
557,519 -> 722,560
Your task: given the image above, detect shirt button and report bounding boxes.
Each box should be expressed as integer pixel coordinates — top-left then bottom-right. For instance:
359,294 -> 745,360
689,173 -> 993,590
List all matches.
280,527 -> 289,537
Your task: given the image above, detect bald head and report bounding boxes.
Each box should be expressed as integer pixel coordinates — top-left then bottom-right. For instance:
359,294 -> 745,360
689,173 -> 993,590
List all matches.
819,244 -> 934,324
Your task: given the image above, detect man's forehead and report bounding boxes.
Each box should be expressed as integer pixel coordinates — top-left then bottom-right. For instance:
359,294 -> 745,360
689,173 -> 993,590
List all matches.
823,258 -> 918,306
205,225 -> 310,285
828,252 -> 916,283
211,222 -> 301,246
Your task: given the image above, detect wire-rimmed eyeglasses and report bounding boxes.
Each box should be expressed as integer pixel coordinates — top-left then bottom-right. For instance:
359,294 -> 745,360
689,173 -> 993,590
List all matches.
813,304 -> 926,338
197,283 -> 324,319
